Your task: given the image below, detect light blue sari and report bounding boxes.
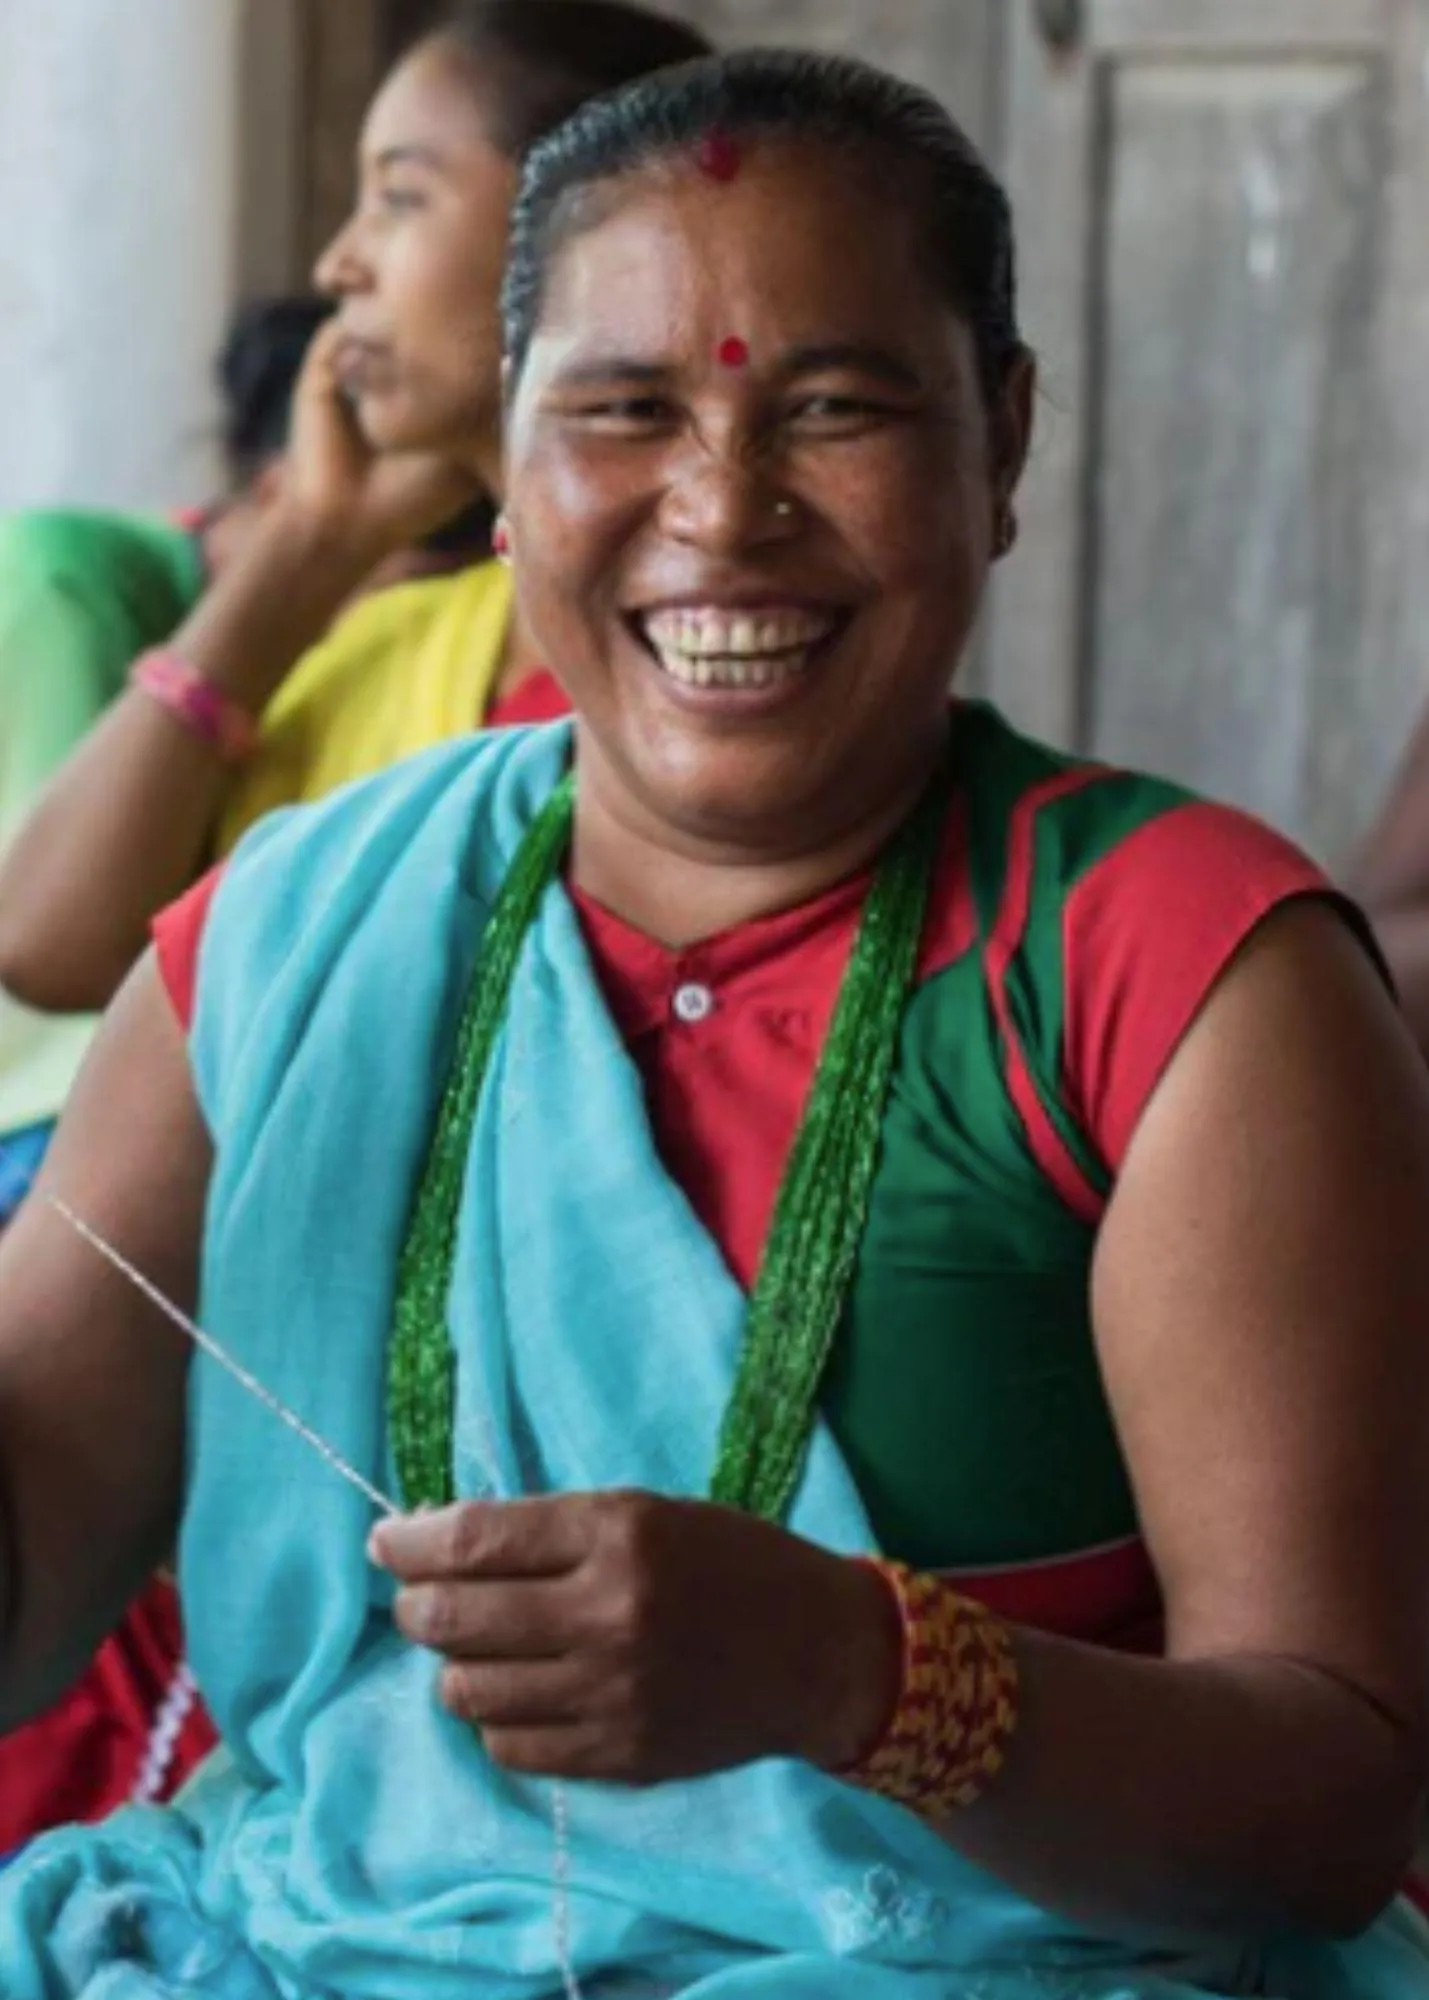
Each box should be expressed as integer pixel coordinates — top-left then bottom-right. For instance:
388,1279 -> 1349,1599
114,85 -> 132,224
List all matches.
0,722 -> 1425,1998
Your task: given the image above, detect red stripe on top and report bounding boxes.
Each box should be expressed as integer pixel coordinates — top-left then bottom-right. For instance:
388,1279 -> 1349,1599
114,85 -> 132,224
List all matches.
485,668 -> 570,729
0,1575 -> 217,1850
155,865 -> 223,1035
943,1537 -> 1160,1651
1062,800 -> 1329,1174
983,767 -> 1111,1224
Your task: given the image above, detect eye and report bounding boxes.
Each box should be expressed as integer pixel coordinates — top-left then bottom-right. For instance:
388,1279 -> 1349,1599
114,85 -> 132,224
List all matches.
785,393 -> 905,436
376,184 -> 428,216
572,396 -> 681,433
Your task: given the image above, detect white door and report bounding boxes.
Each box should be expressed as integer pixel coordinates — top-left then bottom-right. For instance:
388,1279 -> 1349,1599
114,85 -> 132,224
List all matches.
988,0 -> 1429,863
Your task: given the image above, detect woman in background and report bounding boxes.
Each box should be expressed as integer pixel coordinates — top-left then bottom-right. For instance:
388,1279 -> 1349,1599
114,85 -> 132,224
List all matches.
0,0 -> 711,1018
0,294 -> 330,1227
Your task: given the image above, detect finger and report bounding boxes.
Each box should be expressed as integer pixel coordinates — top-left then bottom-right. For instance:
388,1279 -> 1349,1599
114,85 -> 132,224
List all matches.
300,317 -> 346,392
370,1495 -> 592,1584
439,1658 -> 587,1730
394,1577 -> 586,1660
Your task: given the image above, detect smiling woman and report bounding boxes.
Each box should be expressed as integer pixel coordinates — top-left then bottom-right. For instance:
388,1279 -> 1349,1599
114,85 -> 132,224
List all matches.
1,46 -> 1428,2000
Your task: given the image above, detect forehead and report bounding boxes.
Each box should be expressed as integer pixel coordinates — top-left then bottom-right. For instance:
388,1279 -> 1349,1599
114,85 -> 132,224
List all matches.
530,142 -> 963,367
361,39 -> 492,161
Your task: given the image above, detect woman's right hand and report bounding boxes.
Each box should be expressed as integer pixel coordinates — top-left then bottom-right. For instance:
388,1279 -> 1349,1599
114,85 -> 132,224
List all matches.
279,321 -> 485,567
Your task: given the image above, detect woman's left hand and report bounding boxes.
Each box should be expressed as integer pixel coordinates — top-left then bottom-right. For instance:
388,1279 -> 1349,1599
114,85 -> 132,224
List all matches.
369,1492 -> 900,1783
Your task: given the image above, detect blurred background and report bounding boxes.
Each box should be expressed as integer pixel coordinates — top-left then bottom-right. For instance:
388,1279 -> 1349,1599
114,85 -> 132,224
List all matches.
1,0 -> 1426,864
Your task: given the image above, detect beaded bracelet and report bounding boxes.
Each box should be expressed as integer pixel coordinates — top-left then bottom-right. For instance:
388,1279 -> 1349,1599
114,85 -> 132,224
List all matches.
130,649 -> 259,763
843,1561 -> 1020,1815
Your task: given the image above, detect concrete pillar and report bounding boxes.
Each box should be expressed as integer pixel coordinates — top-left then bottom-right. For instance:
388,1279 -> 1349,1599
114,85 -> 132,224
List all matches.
0,0 -> 301,512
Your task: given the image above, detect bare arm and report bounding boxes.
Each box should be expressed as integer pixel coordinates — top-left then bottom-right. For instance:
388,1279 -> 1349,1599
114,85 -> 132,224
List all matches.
0,960 -> 211,1727
0,515 -> 377,1010
934,900 -> 1429,1940
0,325 -> 480,1012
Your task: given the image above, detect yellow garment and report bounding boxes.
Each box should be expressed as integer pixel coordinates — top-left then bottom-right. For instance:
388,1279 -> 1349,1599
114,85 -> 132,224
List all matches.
218,559 -> 513,854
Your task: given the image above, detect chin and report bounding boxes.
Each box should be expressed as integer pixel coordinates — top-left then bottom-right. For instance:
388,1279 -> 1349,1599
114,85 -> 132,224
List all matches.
630,731 -> 846,848
351,394 -> 432,456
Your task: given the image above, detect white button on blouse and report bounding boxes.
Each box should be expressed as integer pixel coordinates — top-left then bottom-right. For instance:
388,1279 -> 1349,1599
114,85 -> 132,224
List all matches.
671,981 -> 715,1025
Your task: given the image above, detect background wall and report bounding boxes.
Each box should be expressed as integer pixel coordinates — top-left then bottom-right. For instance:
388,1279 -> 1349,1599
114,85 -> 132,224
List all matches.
0,1 -> 308,516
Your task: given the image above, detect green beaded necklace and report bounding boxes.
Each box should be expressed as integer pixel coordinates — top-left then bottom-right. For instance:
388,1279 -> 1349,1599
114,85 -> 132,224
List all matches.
389,753 -> 950,1525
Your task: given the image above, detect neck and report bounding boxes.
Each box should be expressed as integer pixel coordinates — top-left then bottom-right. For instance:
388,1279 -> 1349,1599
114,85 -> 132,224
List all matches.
569,733 -> 948,948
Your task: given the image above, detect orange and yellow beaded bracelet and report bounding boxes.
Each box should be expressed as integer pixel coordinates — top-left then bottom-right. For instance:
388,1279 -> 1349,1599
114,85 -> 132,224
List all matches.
843,1561 -> 1020,1815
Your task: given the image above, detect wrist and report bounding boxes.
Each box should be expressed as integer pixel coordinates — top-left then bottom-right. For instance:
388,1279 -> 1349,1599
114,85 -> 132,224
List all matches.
800,1555 -> 906,1773
262,496 -> 391,590
129,651 -> 259,762
838,1562 -> 1021,1816
175,505 -> 378,711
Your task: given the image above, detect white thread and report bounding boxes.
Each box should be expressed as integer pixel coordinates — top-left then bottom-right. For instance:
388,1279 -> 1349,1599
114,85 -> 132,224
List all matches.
51,1199 -> 401,1518
51,1198 -> 583,2000
131,1661 -> 199,1806
552,1780 -> 582,2000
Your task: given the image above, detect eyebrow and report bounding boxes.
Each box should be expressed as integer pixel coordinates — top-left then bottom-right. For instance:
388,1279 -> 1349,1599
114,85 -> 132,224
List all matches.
547,345 -> 926,394
371,143 -> 448,174
774,343 -> 925,393
546,358 -> 675,391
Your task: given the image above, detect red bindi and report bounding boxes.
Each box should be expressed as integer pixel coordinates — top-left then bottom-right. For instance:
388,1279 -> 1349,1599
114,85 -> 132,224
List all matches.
696,130 -> 741,183
716,335 -> 750,369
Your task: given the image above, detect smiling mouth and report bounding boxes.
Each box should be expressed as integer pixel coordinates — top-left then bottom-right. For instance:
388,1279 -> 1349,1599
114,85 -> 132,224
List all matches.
635,605 -> 846,691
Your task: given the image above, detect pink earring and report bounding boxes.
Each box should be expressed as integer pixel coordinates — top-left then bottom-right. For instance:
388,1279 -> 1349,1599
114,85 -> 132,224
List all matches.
492,515 -> 512,563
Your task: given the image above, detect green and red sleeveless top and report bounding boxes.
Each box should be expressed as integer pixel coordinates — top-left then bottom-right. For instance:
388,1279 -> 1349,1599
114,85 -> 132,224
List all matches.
155,702 -> 1335,1652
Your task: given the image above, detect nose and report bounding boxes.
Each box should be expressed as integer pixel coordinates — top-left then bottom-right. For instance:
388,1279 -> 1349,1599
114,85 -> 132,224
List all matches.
658,437 -> 801,557
313,213 -> 370,299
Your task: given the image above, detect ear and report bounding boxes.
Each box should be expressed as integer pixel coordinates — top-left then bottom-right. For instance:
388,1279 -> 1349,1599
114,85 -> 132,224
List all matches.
990,345 -> 1037,506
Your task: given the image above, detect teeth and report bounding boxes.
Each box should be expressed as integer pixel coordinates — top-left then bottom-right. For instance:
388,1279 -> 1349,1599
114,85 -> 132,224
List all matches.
651,646 -> 813,690
639,604 -> 838,690
644,605 -> 837,660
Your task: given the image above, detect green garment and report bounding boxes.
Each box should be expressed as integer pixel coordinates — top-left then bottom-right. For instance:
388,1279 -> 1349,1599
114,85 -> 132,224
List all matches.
0,509 -> 207,1135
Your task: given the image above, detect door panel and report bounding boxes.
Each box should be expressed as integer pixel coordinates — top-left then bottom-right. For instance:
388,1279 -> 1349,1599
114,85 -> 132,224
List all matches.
990,0 -> 1429,862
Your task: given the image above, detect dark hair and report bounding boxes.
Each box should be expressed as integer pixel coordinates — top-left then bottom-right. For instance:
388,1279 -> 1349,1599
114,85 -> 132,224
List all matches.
419,0 -> 715,160
503,49 -> 1022,405
217,294 -> 333,481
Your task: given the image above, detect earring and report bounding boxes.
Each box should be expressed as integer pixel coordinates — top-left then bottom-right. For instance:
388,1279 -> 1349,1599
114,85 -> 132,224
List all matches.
492,514 -> 513,563
993,506 -> 1018,558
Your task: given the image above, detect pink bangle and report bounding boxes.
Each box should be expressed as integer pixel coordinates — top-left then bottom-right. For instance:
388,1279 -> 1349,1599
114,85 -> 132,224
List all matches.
129,650 -> 258,763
